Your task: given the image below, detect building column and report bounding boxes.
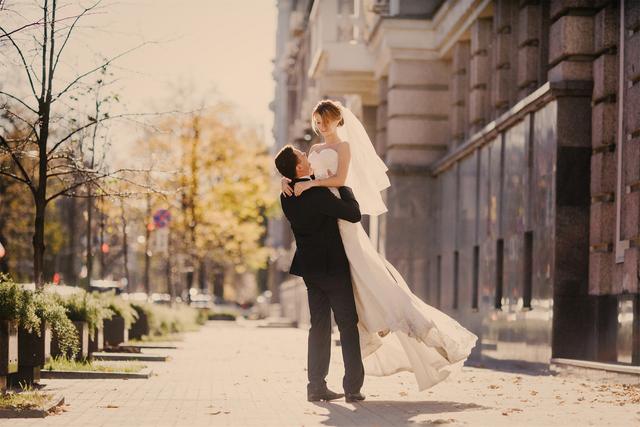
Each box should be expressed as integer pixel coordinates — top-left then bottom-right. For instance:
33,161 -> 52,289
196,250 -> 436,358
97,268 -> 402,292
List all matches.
491,0 -> 520,117
450,41 -> 470,149
469,18 -> 492,135
517,1 -> 548,100
547,0 -> 600,361
381,58 -> 449,299
621,0 -> 640,364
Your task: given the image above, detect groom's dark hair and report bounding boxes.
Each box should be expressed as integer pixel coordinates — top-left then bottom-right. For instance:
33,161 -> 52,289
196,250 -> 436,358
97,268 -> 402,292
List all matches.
275,145 -> 298,180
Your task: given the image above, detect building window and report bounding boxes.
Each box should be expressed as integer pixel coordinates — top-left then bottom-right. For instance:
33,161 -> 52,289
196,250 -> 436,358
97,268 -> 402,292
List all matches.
523,231 -> 533,310
472,245 -> 479,310
453,250 -> 459,309
495,238 -> 504,309
436,254 -> 442,309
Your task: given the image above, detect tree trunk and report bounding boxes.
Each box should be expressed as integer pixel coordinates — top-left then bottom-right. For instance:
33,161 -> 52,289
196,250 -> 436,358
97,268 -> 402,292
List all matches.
63,196 -> 79,284
166,226 -> 175,306
32,200 -> 46,288
198,258 -> 207,291
143,192 -> 151,296
213,269 -> 224,299
99,196 -> 106,278
120,200 -> 130,290
34,95 -> 50,289
0,175 -> 9,274
0,231 -> 8,274
85,193 -> 93,289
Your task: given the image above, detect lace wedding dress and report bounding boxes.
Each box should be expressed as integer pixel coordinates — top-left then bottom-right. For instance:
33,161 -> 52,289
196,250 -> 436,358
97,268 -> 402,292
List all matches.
308,148 -> 478,391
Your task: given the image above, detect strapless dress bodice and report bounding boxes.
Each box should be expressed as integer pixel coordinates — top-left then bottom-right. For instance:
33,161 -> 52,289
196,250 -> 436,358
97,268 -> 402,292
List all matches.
308,149 -> 338,180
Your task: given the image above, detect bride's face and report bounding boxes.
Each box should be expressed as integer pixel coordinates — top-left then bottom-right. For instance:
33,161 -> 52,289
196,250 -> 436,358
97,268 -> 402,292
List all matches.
313,113 -> 339,136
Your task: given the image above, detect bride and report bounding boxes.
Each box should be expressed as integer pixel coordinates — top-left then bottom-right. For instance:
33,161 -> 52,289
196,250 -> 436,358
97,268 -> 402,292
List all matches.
281,99 -> 478,391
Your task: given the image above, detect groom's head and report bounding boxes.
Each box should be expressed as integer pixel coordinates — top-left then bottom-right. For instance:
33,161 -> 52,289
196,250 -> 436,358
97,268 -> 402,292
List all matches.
275,145 -> 311,180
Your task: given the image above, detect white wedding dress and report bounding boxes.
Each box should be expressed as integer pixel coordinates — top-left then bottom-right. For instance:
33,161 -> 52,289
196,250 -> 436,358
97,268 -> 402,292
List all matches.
308,148 -> 478,391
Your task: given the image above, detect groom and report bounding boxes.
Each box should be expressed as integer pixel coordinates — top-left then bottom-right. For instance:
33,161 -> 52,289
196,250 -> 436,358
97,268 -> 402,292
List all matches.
275,145 -> 366,403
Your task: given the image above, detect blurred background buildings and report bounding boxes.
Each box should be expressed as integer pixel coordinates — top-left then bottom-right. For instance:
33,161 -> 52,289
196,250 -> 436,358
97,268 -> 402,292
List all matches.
269,0 -> 640,368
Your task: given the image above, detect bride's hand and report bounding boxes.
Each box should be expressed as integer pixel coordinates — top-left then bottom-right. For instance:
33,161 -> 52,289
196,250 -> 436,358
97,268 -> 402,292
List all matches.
293,180 -> 313,197
281,176 -> 293,197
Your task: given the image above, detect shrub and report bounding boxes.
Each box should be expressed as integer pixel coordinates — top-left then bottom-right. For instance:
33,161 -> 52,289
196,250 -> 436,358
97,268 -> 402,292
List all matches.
98,291 -> 138,329
0,274 -> 79,359
33,292 -> 80,359
53,289 -> 114,339
0,273 -> 40,332
129,302 -> 203,338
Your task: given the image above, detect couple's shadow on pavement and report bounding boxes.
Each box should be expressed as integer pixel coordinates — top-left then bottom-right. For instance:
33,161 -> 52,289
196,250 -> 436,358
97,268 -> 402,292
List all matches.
311,399 -> 490,426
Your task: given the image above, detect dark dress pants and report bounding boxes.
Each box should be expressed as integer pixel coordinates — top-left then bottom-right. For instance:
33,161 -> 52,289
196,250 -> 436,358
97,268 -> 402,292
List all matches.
304,273 -> 365,395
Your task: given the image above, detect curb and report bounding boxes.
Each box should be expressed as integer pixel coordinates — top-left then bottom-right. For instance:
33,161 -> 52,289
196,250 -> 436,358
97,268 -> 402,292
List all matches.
91,352 -> 169,362
119,344 -> 178,350
41,368 -> 153,380
0,393 -> 65,418
551,358 -> 640,383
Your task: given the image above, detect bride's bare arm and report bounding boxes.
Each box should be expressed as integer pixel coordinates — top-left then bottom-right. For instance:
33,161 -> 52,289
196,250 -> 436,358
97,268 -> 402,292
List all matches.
281,176 -> 293,197
293,142 -> 350,196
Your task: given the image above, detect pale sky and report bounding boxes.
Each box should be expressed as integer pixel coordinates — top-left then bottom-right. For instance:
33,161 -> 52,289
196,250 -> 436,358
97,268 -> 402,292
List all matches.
2,0 -> 278,163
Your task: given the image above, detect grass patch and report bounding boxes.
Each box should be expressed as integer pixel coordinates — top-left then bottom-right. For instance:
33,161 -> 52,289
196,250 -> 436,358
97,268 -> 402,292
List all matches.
44,356 -> 145,373
0,388 -> 52,411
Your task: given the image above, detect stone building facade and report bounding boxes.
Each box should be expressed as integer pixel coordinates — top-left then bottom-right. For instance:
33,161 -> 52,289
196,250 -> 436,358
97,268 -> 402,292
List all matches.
270,0 -> 640,366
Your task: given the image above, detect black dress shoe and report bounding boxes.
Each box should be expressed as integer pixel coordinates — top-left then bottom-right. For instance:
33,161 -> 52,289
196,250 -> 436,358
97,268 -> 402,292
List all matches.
345,392 -> 366,403
307,388 -> 345,402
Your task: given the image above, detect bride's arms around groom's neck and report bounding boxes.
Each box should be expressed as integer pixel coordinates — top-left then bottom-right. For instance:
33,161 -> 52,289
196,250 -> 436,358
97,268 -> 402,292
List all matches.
294,142 -> 350,196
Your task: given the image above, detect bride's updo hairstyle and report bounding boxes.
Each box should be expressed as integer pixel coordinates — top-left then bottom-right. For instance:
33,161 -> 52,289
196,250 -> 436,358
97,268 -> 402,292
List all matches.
311,99 -> 344,135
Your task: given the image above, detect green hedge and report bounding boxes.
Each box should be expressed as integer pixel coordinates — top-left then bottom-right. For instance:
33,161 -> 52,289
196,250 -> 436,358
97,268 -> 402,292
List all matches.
51,290 -> 114,340
0,274 -> 79,358
130,302 -> 206,338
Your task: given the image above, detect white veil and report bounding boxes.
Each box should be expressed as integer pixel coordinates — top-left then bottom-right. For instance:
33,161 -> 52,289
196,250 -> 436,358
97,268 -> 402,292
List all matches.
335,102 -> 390,216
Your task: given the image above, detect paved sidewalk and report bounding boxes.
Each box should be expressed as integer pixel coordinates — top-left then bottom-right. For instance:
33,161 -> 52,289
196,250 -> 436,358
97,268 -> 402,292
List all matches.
3,319 -> 639,426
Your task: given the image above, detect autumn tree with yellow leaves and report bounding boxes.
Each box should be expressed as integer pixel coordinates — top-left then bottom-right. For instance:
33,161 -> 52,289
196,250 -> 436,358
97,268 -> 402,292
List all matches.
131,104 -> 276,298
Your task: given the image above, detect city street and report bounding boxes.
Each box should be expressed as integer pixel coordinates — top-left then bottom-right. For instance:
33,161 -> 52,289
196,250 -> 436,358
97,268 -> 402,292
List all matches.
3,319 -> 638,427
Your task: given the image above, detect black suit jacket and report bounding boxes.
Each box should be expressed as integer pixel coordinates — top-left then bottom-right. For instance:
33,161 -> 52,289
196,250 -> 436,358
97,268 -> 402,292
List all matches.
280,179 -> 361,279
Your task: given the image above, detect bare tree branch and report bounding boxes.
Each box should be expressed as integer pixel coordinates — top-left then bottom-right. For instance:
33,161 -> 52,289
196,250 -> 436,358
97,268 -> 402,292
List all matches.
0,135 -> 36,195
2,108 -> 40,140
46,109 -> 190,159
45,166 -> 152,204
40,0 -> 49,100
0,26 -> 39,100
52,41 -> 154,103
0,90 -> 38,114
0,18 -> 45,39
52,1 -> 102,75
0,168 -> 30,185
47,0 -> 56,104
